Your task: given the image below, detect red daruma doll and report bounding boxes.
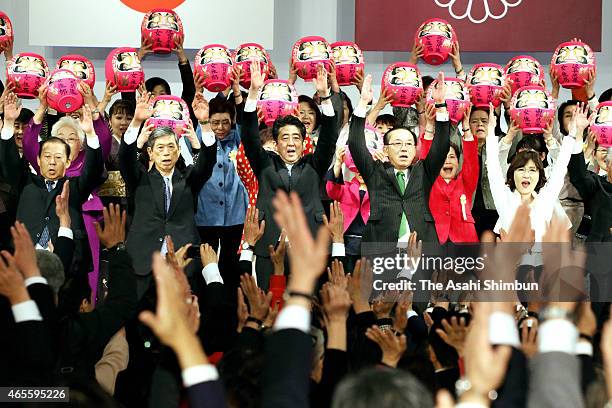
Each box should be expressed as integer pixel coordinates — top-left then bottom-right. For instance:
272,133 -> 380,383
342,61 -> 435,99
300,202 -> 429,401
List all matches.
331,41 -> 364,86
291,36 -> 332,81
141,8 -> 183,54
0,12 -> 14,52
45,69 -> 84,113
381,62 -> 423,108
467,63 -> 504,108
105,47 -> 145,92
56,54 -> 96,89
509,86 -> 556,134
426,77 -> 471,124
147,95 -> 190,136
504,55 -> 545,95
256,79 -> 298,126
194,44 -> 233,92
591,102 -> 612,148
551,40 -> 596,89
415,18 -> 457,66
6,53 -> 49,99
234,43 -> 270,89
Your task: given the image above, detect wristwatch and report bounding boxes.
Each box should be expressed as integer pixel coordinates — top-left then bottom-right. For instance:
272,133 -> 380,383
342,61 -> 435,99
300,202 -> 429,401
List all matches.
435,102 -> 447,108
241,242 -> 255,251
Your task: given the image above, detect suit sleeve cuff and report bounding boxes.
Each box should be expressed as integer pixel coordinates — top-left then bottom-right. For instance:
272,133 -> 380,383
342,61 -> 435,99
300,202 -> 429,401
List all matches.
407,310 -> 418,319
239,250 -> 254,262
58,227 -> 73,240
24,276 -> 47,287
124,126 -> 140,145
274,304 -> 311,333
12,300 -> 43,323
321,100 -> 334,117
436,112 -> 450,122
86,134 -> 100,149
202,263 -> 224,285
489,312 -> 520,347
572,140 -> 584,155
181,364 -> 219,387
331,243 -> 345,257
576,340 -> 593,356
353,106 -> 367,118
200,131 -> 216,147
1,127 -> 14,140
244,99 -> 257,113
538,319 -> 578,354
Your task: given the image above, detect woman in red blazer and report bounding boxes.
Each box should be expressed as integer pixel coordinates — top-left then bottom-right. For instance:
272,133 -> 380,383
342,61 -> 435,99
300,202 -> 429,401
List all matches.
420,105 -> 479,243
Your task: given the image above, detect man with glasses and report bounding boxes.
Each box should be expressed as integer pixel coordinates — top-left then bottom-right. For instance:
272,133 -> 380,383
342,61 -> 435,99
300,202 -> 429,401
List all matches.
348,72 -> 450,257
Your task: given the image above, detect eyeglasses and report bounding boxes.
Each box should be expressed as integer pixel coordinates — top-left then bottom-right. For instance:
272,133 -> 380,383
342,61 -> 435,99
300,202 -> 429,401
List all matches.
211,120 -> 231,127
386,141 -> 415,150
59,137 -> 80,144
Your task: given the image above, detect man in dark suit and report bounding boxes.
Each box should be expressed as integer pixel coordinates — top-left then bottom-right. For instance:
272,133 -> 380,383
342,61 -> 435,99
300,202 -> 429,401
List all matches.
348,73 -> 450,258
241,62 -> 339,289
119,93 -> 217,297
0,94 -> 103,274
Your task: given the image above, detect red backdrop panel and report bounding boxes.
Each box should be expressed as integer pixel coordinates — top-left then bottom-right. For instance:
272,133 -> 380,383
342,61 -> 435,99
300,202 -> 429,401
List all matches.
355,0 -> 602,52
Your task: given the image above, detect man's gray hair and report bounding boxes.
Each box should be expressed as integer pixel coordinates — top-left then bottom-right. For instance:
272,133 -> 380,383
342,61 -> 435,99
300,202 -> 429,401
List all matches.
147,126 -> 179,149
36,250 -> 65,296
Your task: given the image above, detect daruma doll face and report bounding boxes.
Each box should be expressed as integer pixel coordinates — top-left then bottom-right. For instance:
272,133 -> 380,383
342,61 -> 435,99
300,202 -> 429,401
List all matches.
515,89 -> 550,109
389,66 -> 421,88
595,106 -> 611,125
297,41 -> 330,61
507,57 -> 541,75
260,82 -> 294,102
332,45 -> 360,64
59,60 -> 89,81
114,52 -> 141,72
236,46 -> 268,64
0,17 -> 9,36
554,45 -> 590,65
152,99 -> 185,120
201,47 -> 232,65
14,55 -> 46,77
446,81 -> 468,100
147,11 -> 179,31
418,21 -> 452,39
470,66 -> 503,86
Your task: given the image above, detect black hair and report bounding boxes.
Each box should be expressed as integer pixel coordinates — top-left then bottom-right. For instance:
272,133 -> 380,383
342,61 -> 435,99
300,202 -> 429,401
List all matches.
109,99 -> 135,117
39,137 -> 71,158
515,134 -> 549,167
218,347 -> 265,408
57,274 -> 92,317
272,115 -> 306,141
259,127 -> 274,145
422,75 -> 435,91
209,96 -> 236,122
557,99 -> 580,136
376,113 -> 396,128
147,126 -> 178,149
16,108 -> 34,125
599,88 -> 612,103
145,77 -> 171,95
298,95 -> 321,131
383,126 -> 418,146
449,141 -> 462,163
506,150 -> 546,192
340,91 -> 354,117
0,80 -> 4,96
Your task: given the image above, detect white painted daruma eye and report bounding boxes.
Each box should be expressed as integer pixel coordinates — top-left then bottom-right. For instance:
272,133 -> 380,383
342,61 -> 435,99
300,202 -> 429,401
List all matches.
434,0 -> 523,24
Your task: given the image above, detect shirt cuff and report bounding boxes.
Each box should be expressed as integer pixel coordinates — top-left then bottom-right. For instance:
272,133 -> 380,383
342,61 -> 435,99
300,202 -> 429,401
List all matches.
124,126 -> 140,145
321,100 -> 334,117
201,131 -> 216,147
274,304 -> 311,333
436,112 -> 450,122
538,319 -> 578,354
331,243 -> 345,257
353,105 -> 367,118
181,364 -> 220,387
244,98 -> 257,113
239,250 -> 254,262
455,403 -> 489,408
572,139 -> 584,155
489,312 -> 520,347
58,227 -> 73,240
201,263 -> 224,285
86,134 -> 100,149
12,300 -> 43,323
576,340 -> 593,356
407,310 -> 418,319
24,276 -> 47,287
1,126 -> 14,140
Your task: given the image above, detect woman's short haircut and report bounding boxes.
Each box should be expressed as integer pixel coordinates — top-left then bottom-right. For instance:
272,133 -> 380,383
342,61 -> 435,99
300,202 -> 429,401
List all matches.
51,116 -> 85,145
145,77 -> 171,95
506,150 -> 546,192
209,97 -> 236,122
109,99 -> 135,117
298,95 -> 322,131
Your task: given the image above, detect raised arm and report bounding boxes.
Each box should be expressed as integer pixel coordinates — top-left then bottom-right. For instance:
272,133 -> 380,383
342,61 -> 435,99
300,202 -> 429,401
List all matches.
312,64 -> 339,177
499,120 -> 520,175
186,123 -> 218,193
119,93 -> 153,191
422,72 -> 451,183
348,74 -> 376,182
76,105 -> 105,203
0,92 -> 25,185
485,104 -> 512,208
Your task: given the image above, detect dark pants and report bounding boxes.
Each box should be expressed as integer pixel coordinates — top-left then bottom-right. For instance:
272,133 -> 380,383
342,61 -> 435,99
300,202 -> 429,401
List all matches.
198,224 -> 243,302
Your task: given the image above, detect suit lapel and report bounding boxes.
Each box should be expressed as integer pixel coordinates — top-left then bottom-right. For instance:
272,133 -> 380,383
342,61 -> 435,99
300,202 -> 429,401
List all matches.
274,157 -> 291,191
39,177 -> 64,213
385,165 -> 403,197
167,170 -> 185,219
289,162 -> 304,190
149,169 -> 167,217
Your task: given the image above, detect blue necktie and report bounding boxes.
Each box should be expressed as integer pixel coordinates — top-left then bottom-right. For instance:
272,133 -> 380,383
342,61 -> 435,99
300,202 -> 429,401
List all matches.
38,181 -> 55,248
160,176 -> 172,255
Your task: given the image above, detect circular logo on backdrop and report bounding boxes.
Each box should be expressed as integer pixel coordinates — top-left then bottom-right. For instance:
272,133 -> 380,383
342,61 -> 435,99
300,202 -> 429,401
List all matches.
434,0 -> 523,24
120,0 -> 186,13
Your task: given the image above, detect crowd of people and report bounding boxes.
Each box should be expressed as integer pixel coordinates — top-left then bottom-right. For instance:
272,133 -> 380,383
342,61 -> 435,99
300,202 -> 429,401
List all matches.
1,15 -> 612,408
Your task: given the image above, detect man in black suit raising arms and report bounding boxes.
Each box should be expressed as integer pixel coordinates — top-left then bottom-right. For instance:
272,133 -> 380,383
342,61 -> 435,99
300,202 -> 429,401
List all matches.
241,61 -> 339,288
119,93 -> 217,297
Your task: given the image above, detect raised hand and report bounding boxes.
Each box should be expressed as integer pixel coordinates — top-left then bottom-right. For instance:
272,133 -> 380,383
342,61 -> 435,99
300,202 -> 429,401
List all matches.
243,206 -> 265,247
431,72 -> 447,105
499,80 -> 513,109
359,74 -> 374,106
321,282 -> 351,324
237,288 -> 249,333
584,68 -> 596,100
549,66 -> 560,99
351,67 -> 365,92
249,60 -> 265,93
165,236 -> 193,271
194,71 -> 206,94
0,251 -> 29,305
78,82 -> 97,112
79,104 -> 95,136
133,92 -> 154,126
449,42 -> 463,75
347,258 -> 373,313
268,230 -> 287,276
365,325 -> 407,367
288,58 -> 299,85
94,204 -> 127,249
1,36 -> 14,61
314,63 -> 330,98
240,273 -> 273,322
55,181 -> 71,228
487,103 -> 498,134
199,244 -> 218,268
192,93 -> 210,124
322,201 -> 344,244
392,291 -> 413,333
173,34 -> 188,64
3,91 -> 21,124
436,316 -> 469,356
267,59 -> 278,80
569,102 -> 590,138
10,222 -> 41,279
182,120 -> 201,149
327,61 -> 340,94
520,323 -> 538,358
408,41 -> 424,65
138,36 -> 154,61
136,122 -> 155,149
327,259 -> 348,290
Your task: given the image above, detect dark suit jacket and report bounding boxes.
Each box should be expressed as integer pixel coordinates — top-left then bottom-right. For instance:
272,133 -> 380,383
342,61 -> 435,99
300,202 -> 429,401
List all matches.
348,115 -> 450,254
187,380 -> 228,408
119,138 -> 217,276
568,152 -> 612,242
241,102 -> 339,257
